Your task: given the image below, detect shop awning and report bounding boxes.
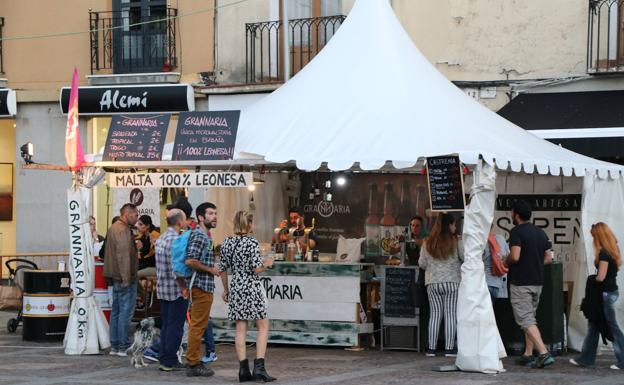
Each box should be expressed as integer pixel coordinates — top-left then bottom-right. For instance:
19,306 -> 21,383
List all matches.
233,0 -> 624,178
497,90 -> 624,158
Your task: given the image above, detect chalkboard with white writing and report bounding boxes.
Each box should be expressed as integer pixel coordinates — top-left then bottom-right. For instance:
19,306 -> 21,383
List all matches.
383,267 -> 418,319
426,155 -> 466,212
103,114 -> 170,161
173,111 -> 240,161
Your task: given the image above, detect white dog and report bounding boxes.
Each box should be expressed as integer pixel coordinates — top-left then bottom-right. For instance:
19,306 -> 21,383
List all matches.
127,317 -> 156,368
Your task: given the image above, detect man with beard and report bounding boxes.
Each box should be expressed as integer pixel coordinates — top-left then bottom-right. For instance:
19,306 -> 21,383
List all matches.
103,203 -> 139,356
184,202 -> 221,377
506,200 -> 554,368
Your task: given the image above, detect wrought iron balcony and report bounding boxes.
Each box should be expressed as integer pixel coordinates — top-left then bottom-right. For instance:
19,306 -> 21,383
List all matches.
587,0 -> 624,73
246,15 -> 346,83
89,8 -> 177,74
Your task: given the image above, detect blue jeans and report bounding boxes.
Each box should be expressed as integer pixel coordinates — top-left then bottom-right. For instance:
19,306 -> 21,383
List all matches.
204,320 -> 215,354
577,290 -> 624,367
488,286 -> 500,300
109,281 -> 137,351
159,296 -> 188,367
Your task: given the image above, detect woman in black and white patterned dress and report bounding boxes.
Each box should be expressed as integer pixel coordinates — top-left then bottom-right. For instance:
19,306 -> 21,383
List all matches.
219,211 -> 275,383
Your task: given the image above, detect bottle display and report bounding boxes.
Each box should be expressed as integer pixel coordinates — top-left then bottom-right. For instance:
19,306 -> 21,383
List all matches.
364,183 -> 380,257
380,183 -> 399,257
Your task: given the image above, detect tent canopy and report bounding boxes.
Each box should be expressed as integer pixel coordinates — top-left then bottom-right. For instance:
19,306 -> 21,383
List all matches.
234,0 -> 624,178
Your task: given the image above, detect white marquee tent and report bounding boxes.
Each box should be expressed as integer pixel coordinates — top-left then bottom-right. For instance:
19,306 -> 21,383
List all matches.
231,0 -> 624,374
234,0 -> 622,179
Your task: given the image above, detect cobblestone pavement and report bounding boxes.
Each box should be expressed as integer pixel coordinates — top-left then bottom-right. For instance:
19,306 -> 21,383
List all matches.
0,312 -> 622,385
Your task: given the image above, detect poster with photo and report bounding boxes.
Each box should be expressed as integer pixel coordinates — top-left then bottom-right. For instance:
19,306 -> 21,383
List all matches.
112,187 -> 160,227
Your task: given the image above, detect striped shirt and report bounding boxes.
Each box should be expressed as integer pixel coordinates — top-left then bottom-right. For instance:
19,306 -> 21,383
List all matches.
155,228 -> 183,301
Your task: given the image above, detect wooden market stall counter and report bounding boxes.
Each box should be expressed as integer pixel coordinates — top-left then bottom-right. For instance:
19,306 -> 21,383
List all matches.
212,261 -> 375,347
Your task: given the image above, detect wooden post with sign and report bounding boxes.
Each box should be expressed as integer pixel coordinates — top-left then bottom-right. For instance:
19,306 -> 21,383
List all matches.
425,155 -> 466,212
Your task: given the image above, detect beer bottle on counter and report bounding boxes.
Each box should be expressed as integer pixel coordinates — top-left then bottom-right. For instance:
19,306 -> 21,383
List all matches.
415,183 -> 429,232
396,180 -> 411,261
364,183 -> 380,257
395,180 -> 411,237
380,183 -> 396,257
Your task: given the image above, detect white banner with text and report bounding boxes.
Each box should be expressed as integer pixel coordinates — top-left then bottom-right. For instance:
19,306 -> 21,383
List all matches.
109,172 -> 253,189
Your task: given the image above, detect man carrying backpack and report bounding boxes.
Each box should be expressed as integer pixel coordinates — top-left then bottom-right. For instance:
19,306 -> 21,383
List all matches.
184,202 -> 220,377
154,208 -> 188,372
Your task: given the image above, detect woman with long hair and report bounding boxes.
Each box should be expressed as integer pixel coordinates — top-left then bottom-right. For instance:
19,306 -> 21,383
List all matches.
219,211 -> 276,382
135,215 -> 159,274
419,213 -> 463,357
571,222 -> 624,369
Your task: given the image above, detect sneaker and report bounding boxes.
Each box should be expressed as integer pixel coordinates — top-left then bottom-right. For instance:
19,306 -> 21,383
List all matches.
516,355 -> 536,367
444,349 -> 458,357
201,352 -> 218,363
160,362 -> 187,372
610,364 -> 621,370
186,363 -> 215,377
533,353 -> 555,369
116,350 -> 128,357
143,347 -> 159,362
569,358 -> 580,366
425,349 -> 437,357
109,349 -> 119,356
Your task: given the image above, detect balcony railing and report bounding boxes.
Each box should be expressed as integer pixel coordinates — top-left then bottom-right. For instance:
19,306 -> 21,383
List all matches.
246,15 -> 346,83
89,8 -> 177,74
587,0 -> 624,73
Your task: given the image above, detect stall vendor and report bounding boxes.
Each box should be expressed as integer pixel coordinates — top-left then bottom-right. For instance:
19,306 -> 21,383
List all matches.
406,215 -> 427,266
273,208 -> 319,250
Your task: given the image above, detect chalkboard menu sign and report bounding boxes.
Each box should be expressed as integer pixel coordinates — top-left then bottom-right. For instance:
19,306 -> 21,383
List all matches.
384,267 -> 417,318
103,114 -> 170,161
172,111 -> 240,161
426,155 -> 466,212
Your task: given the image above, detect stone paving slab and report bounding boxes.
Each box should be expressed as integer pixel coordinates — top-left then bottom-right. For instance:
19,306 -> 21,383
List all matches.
0,312 -> 622,384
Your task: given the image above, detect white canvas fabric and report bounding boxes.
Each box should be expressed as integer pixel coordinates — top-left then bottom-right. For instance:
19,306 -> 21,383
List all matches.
64,182 -> 110,355
234,0 -> 624,178
456,161 -> 506,373
568,174 -> 624,351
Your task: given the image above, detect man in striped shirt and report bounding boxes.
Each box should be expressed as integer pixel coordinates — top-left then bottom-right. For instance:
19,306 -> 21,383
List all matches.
155,208 -> 188,372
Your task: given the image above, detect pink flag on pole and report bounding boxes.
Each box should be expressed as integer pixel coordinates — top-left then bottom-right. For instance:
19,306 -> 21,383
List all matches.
65,67 -> 85,171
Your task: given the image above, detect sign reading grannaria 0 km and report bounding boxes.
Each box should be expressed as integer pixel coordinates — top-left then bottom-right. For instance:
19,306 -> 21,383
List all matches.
108,172 -> 253,188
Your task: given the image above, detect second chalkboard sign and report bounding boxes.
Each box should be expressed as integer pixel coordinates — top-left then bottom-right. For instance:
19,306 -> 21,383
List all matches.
384,267 -> 417,319
426,155 -> 466,212
103,114 -> 170,161
173,111 -> 240,161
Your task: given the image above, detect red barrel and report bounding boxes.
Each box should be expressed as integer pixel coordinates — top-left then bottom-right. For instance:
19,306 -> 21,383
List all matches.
94,261 -> 111,321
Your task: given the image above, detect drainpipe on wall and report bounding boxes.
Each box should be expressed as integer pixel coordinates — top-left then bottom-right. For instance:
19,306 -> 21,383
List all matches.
282,0 -> 290,81
214,0 -> 219,76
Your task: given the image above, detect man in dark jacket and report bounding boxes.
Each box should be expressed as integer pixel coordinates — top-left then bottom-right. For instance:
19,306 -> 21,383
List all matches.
103,203 -> 139,356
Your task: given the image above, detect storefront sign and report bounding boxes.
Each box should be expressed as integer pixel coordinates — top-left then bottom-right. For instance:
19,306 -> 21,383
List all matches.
173,111 -> 240,161
60,84 -> 195,115
0,89 -> 16,117
112,188 -> 161,227
426,155 -> 465,211
494,193 -> 582,282
109,172 -> 253,188
102,114 -> 170,161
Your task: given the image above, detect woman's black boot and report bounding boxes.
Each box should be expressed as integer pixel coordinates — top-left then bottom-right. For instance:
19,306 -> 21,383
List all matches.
253,358 -> 276,382
239,359 -> 253,382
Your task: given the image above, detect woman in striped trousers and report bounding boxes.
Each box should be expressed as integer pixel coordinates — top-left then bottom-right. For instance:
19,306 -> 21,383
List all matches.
419,213 -> 463,357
